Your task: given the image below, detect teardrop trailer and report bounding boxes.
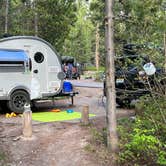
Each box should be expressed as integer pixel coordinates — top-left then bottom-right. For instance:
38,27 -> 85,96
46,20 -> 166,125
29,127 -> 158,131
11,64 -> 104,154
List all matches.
0,36 -> 77,113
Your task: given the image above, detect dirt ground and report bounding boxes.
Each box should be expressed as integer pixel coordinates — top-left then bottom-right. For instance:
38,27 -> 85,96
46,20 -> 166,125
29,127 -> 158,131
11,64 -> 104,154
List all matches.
0,79 -> 135,166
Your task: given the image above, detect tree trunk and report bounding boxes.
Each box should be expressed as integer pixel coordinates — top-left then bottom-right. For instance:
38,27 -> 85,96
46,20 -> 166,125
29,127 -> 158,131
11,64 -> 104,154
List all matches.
95,23 -> 100,71
34,0 -> 38,36
105,0 -> 119,157
164,32 -> 166,73
164,32 -> 166,96
5,0 -> 9,34
34,12 -> 38,36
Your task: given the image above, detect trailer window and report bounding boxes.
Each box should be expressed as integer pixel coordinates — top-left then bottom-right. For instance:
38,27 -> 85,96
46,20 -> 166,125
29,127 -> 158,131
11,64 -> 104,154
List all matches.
0,61 -> 25,72
0,49 -> 29,73
34,52 -> 44,63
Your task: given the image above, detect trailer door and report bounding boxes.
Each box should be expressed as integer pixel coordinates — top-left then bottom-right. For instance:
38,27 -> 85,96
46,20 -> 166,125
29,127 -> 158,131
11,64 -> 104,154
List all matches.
31,47 -> 48,96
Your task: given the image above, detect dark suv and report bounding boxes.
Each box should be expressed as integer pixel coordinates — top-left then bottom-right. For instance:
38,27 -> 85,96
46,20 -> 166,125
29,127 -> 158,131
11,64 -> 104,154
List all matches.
61,56 -> 81,80
104,44 -> 165,107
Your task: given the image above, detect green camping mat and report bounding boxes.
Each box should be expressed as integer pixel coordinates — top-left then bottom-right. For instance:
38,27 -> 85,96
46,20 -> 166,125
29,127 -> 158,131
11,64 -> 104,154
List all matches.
32,111 -> 95,122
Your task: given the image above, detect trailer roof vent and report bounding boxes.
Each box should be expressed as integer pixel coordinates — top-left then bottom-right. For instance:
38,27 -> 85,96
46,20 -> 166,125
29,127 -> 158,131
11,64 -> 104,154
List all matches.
34,52 -> 44,63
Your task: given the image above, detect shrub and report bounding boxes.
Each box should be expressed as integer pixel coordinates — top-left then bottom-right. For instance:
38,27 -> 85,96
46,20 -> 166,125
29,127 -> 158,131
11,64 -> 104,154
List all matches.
157,151 -> 166,165
118,96 -> 166,165
94,71 -> 105,81
135,96 -> 166,142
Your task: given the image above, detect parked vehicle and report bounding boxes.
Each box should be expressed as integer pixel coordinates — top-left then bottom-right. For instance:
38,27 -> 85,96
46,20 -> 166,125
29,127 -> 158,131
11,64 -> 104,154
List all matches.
104,44 -> 165,107
0,36 -> 65,113
61,56 -> 80,80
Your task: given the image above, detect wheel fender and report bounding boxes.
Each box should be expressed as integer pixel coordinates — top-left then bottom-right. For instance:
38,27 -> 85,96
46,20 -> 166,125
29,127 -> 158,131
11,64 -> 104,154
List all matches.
8,86 -> 30,100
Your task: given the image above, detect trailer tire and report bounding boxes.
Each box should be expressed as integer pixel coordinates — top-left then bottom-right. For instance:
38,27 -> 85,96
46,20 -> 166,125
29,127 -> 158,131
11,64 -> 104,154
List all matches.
7,90 -> 30,113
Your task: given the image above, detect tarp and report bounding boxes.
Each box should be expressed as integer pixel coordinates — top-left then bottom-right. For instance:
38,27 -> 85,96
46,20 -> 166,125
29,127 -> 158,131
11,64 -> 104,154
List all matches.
32,111 -> 95,122
0,49 -> 28,61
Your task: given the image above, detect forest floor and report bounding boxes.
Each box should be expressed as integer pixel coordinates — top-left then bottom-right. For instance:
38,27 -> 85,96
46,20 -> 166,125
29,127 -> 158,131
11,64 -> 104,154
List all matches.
0,78 -> 135,166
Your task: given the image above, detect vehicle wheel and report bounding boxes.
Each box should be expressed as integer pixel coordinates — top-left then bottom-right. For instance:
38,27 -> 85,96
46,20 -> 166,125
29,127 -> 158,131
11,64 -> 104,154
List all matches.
123,99 -> 131,108
116,98 -> 131,108
116,99 -> 124,108
7,90 -> 30,113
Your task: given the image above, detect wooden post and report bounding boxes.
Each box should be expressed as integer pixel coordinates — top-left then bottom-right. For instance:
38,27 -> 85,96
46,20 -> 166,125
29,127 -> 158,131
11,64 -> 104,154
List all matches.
22,104 -> 32,138
81,105 -> 89,125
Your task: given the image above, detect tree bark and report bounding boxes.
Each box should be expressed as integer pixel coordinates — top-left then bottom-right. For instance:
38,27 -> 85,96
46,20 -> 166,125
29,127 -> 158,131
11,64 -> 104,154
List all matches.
5,0 -> 9,34
34,12 -> 38,36
164,32 -> 166,73
34,1 -> 38,36
105,0 -> 119,156
164,32 -> 166,96
95,23 -> 100,71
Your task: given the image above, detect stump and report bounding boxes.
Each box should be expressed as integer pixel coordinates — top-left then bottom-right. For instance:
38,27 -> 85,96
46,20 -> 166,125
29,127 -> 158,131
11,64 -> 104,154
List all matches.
22,104 -> 32,138
81,105 -> 89,125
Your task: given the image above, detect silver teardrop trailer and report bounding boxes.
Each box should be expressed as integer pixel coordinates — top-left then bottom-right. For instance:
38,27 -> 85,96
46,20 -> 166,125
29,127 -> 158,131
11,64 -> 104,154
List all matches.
0,36 -> 66,113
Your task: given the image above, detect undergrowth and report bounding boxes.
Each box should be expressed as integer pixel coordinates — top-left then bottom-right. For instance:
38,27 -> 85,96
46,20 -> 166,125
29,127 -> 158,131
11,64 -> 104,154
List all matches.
85,95 -> 166,166
0,150 -> 6,166
84,127 -> 112,165
118,96 -> 166,166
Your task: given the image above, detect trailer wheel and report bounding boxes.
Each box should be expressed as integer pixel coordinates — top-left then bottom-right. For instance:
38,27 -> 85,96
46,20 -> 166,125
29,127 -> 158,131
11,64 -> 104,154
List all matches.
7,90 -> 30,113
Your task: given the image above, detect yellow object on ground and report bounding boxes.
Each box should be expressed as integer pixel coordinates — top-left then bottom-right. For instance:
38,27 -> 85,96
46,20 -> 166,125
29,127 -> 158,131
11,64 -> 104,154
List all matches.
11,112 -> 17,117
5,113 -> 10,118
5,112 -> 17,118
32,111 -> 95,122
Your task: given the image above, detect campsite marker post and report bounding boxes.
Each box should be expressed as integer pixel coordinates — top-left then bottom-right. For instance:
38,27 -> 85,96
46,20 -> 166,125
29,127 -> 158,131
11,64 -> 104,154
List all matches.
81,105 -> 89,125
22,104 -> 32,138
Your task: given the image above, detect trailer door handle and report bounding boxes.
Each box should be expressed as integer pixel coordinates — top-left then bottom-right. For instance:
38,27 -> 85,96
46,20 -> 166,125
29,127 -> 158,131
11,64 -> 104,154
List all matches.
33,69 -> 38,73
